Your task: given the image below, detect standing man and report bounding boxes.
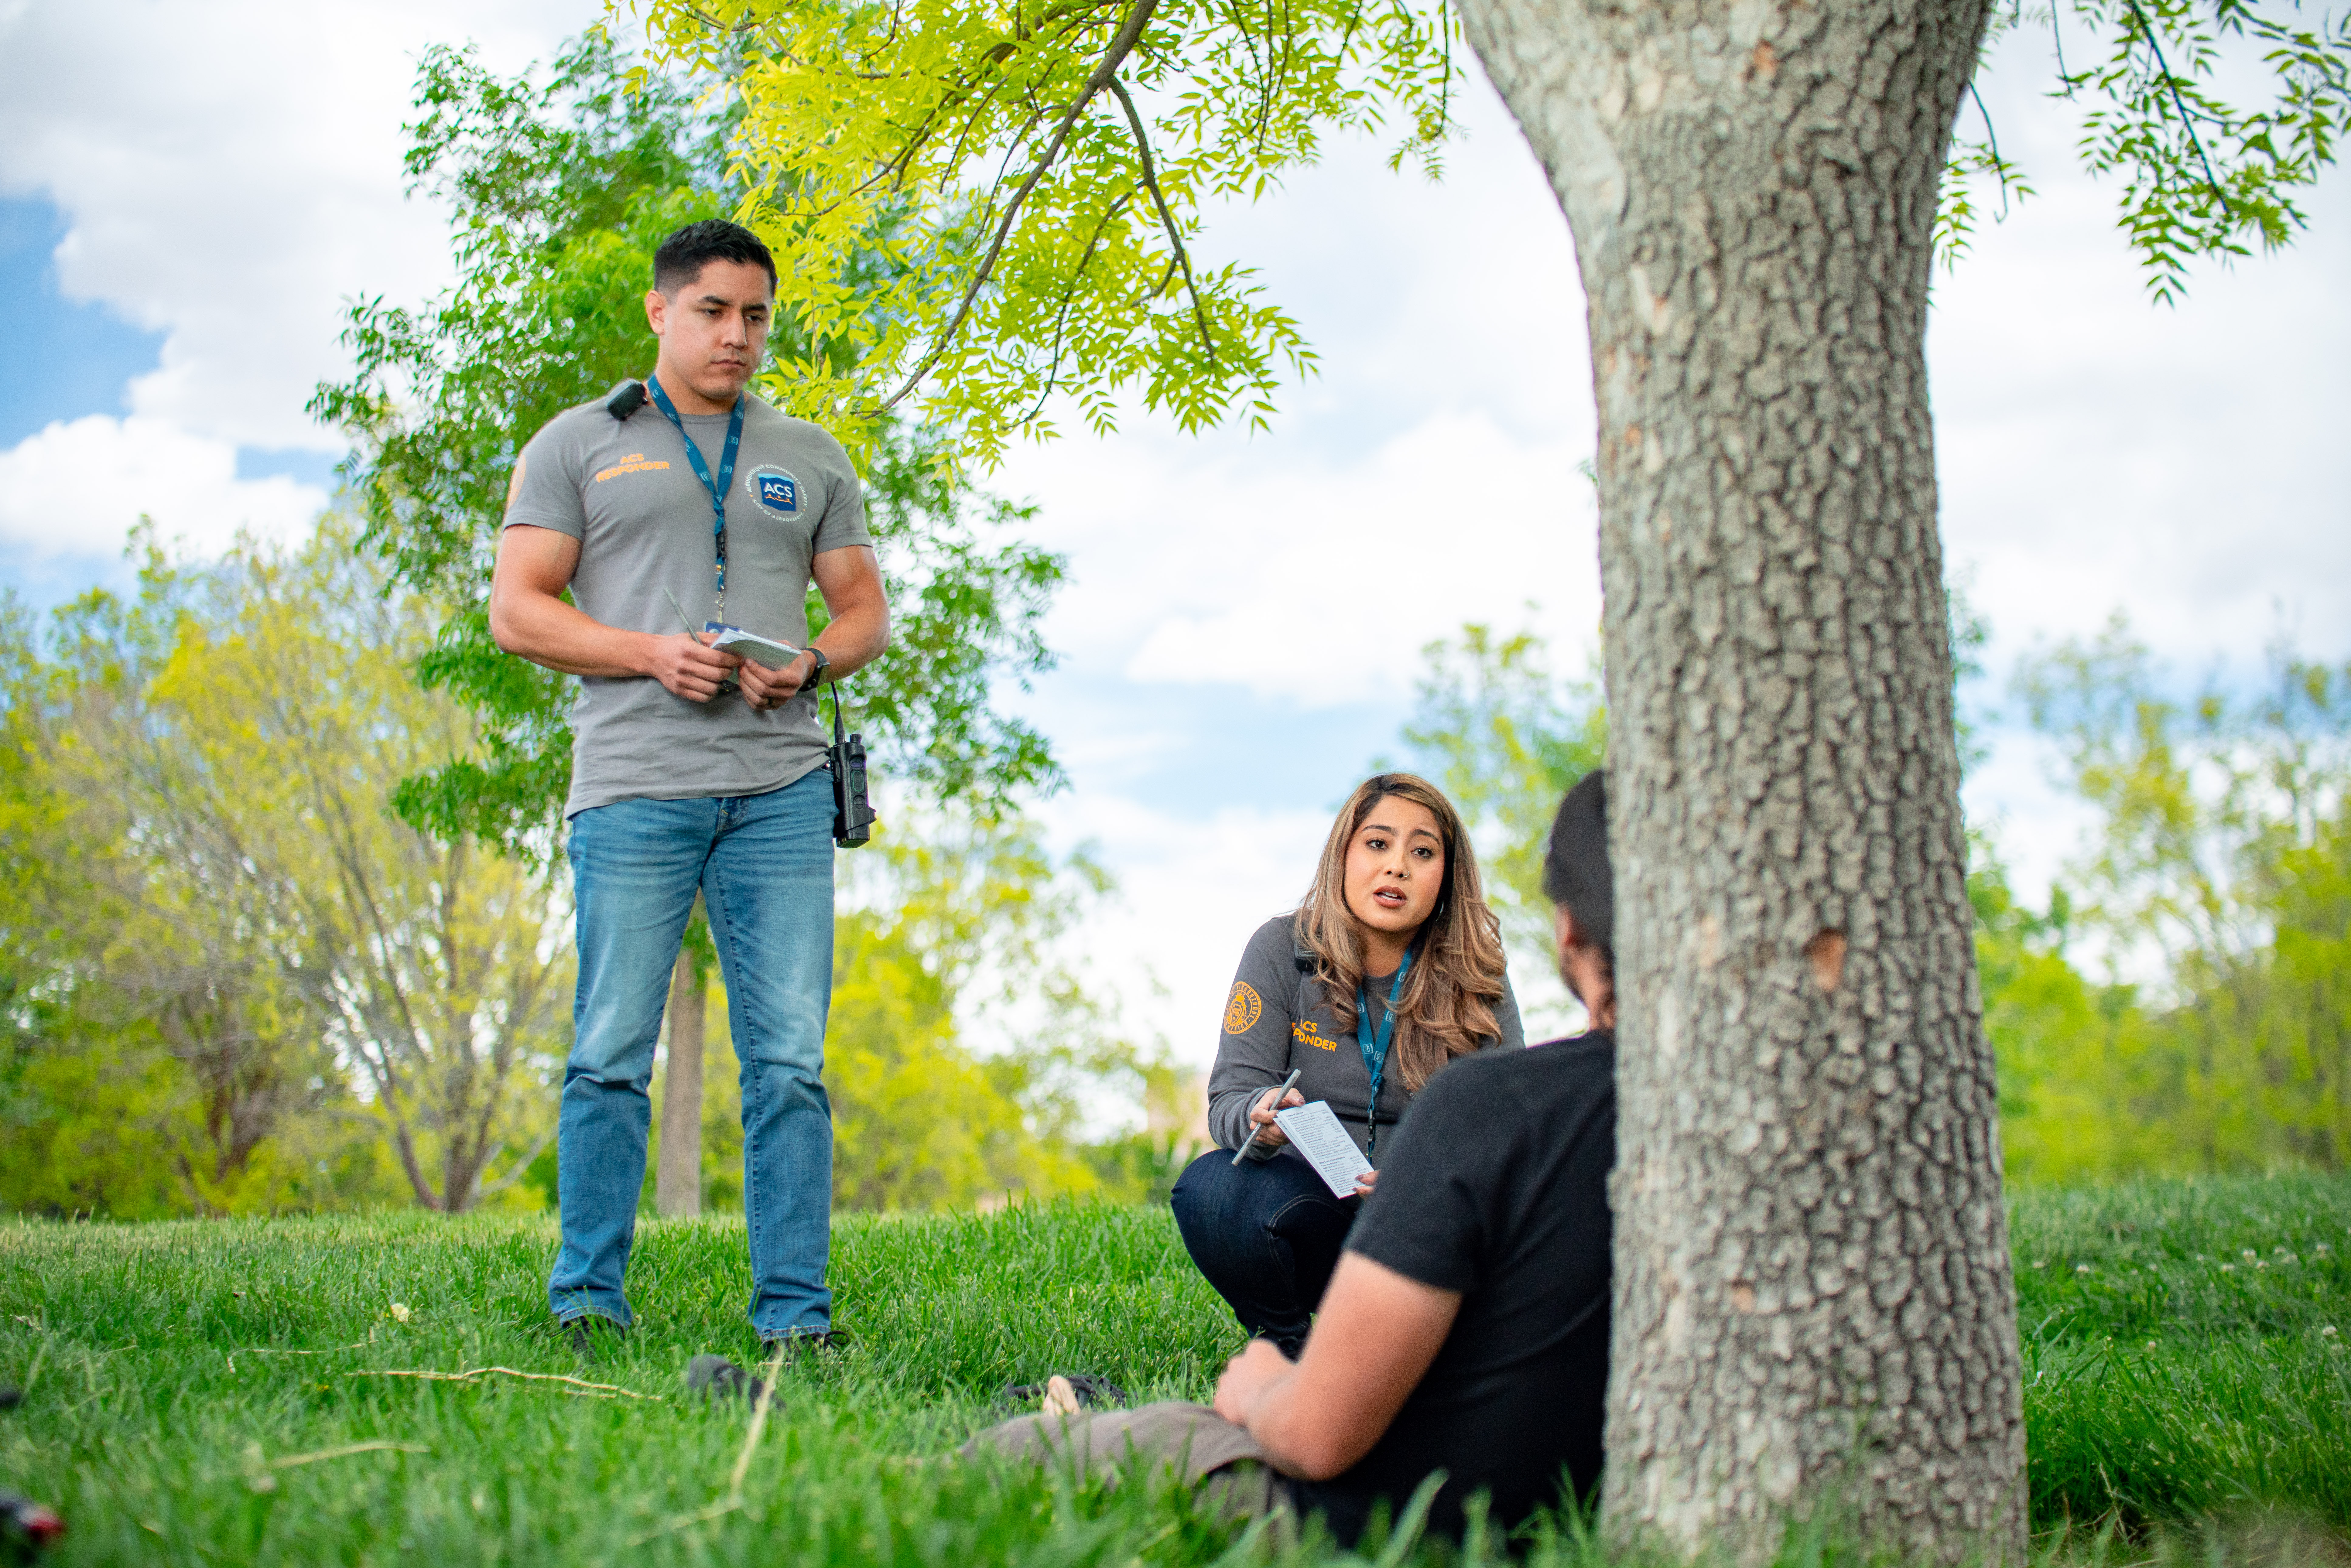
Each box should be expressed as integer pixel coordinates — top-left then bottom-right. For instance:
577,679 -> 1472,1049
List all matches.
492,219 -> 888,1352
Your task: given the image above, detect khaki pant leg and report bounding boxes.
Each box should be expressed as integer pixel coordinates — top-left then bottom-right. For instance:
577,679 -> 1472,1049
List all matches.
962,1401 -> 1293,1529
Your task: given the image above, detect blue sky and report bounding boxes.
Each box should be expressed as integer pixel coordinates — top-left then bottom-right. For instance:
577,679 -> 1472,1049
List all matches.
0,199 -> 163,446
3,0 -> 2346,1058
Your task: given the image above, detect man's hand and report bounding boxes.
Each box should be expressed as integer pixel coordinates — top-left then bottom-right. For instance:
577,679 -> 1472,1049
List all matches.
1351,1168 -> 1379,1198
1247,1083 -> 1306,1149
1213,1253 -> 1461,1481
648,633 -> 743,702
1212,1337 -> 1297,1427
738,650 -> 817,712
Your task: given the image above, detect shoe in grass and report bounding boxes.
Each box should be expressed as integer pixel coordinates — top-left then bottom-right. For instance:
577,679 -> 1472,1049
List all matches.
758,1326 -> 850,1358
685,1354 -> 777,1407
557,1314 -> 625,1360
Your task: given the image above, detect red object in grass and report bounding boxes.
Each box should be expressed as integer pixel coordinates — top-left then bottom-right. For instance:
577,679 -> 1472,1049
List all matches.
2,1489 -> 66,1557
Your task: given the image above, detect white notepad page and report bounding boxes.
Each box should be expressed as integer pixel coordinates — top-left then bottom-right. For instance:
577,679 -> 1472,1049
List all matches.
1273,1100 -> 1375,1198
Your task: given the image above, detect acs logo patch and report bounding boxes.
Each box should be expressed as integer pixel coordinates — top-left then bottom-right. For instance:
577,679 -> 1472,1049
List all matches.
746,465 -> 802,515
1222,982 -> 1263,1035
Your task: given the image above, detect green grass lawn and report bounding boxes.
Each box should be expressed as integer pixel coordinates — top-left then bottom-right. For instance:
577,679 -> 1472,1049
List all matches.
2,1172 -> 2346,1566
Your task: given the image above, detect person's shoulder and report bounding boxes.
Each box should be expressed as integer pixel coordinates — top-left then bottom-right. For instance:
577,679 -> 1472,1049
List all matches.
522,397 -> 621,453
1242,912 -> 1304,958
745,398 -> 855,464
1421,1029 -> 1615,1119
1233,913 -> 1310,989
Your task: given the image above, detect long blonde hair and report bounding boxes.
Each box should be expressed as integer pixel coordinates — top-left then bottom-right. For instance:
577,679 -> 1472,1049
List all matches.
1293,772 -> 1508,1092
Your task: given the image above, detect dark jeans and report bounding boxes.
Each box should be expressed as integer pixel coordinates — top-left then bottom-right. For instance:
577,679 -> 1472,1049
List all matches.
1170,1148 -> 1360,1354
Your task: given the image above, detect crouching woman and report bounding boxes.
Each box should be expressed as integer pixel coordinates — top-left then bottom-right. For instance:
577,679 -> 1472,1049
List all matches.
1170,772 -> 1521,1355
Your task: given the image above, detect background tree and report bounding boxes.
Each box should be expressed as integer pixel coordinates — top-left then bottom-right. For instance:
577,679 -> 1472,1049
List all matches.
2015,621 -> 2351,1171
642,810 -> 1163,1212
2,526 -> 570,1216
1397,619 -> 1607,1016
1392,614 -> 2351,1185
310,37 -> 1069,851
627,0 -> 2343,1552
308,37 -> 1110,1210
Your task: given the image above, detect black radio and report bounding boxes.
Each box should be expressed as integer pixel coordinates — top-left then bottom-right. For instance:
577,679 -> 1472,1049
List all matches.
826,676 -> 874,849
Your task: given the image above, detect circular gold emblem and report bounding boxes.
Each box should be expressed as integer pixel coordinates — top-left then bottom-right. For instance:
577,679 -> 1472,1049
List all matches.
1223,981 -> 1264,1035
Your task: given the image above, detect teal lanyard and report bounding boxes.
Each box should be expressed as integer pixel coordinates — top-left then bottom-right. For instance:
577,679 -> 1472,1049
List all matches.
1354,951 -> 1412,1161
645,374 -> 746,618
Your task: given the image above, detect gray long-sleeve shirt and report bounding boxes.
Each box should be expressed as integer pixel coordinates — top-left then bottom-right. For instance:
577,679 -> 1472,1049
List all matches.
1205,914 -> 1523,1166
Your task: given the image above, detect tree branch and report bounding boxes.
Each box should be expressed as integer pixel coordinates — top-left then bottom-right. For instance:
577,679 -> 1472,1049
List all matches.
871,0 -> 1163,416
1108,74 -> 1218,363
1967,81 -> 2015,220
1020,190 -> 1136,425
2122,0 -> 2233,220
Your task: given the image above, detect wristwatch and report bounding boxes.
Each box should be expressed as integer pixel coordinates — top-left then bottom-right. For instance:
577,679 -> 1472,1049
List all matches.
803,645 -> 831,691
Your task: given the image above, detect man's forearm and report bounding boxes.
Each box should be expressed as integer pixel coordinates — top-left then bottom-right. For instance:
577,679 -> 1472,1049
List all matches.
491,588 -> 658,679
1234,1367 -> 1322,1477
806,599 -> 887,682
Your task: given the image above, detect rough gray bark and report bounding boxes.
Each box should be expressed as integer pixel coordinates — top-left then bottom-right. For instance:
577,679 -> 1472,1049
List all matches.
655,944 -> 706,1218
1456,0 -> 2025,1559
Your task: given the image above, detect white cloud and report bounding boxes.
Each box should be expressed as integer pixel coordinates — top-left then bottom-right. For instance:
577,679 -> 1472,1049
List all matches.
0,415 -> 324,561
0,0 -> 585,454
1049,794 -> 1344,1071
1008,410 -> 1597,708
1931,27 -> 2351,672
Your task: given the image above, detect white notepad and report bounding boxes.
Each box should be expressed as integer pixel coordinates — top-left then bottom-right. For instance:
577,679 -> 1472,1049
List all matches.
1273,1100 -> 1375,1198
701,622 -> 799,667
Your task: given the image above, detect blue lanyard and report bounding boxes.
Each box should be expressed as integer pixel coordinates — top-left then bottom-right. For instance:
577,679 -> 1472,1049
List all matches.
645,374 -> 746,617
1354,950 -> 1412,1160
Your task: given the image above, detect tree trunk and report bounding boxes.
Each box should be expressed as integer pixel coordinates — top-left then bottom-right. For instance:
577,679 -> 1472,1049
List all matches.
1456,1 -> 2024,1560
656,942 -> 706,1217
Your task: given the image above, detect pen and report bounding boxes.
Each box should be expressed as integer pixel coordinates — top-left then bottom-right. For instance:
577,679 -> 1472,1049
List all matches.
661,587 -> 701,639
1231,1068 -> 1305,1165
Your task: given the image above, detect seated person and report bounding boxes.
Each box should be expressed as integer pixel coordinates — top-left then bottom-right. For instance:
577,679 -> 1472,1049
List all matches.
1171,772 -> 1523,1359
971,769 -> 1619,1548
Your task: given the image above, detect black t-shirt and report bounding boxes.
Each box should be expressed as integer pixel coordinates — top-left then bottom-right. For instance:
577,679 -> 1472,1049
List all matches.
1289,1031 -> 1615,1546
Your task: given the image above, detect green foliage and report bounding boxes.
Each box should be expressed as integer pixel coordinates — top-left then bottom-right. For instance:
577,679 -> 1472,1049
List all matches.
637,0 -> 1460,468
1,523 -> 570,1217
1943,0 -> 2351,294
1394,619 -> 1606,988
310,36 -> 1068,848
1973,856 -> 2177,1183
1391,611 -> 2351,1182
2,1176 -> 2346,1561
643,812 -> 1146,1213
2011,620 -> 2351,1174
628,0 -> 2346,474
2,526 -> 1140,1221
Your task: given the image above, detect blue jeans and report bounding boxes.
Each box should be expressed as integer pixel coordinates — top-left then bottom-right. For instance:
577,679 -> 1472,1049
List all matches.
549,767 -> 836,1338
1170,1148 -> 1360,1355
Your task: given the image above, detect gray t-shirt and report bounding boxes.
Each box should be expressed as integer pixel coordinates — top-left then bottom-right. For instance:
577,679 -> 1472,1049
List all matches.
503,393 -> 871,817
1205,914 -> 1524,1166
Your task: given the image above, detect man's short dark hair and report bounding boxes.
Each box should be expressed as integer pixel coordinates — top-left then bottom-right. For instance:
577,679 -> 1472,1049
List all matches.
654,220 -> 778,297
1542,770 -> 1613,969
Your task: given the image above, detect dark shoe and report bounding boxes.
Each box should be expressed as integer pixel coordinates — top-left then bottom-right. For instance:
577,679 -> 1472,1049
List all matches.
558,1313 -> 625,1359
758,1326 -> 850,1358
685,1354 -> 776,1406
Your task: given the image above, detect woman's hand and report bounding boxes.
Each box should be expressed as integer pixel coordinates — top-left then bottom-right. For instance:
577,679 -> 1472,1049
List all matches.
1247,1084 -> 1305,1148
1351,1168 -> 1379,1198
